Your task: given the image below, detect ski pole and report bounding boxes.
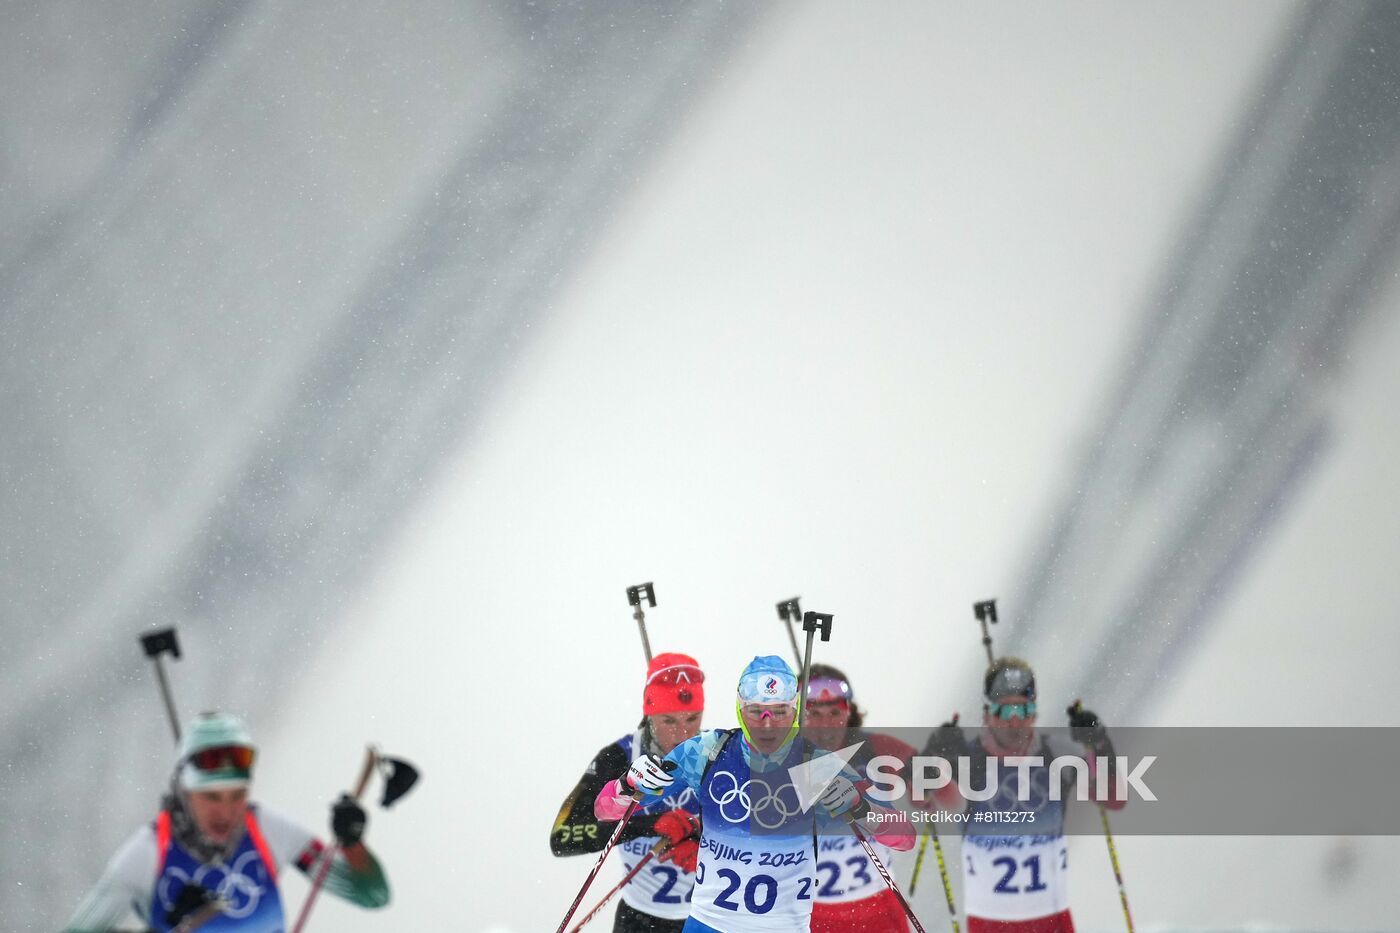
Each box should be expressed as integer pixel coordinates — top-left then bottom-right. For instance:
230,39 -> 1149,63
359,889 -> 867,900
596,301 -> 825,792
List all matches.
909,807 -> 960,933
554,793 -> 644,933
554,758 -> 676,933
626,583 -> 657,664
140,627 -> 184,742
910,835 -> 928,893
290,746 -> 379,933
1070,701 -> 1136,933
973,599 -> 997,666
924,827 -> 961,933
797,610 -> 832,726
775,597 -> 804,671
909,712 -> 962,933
848,819 -> 928,933
567,838 -> 672,933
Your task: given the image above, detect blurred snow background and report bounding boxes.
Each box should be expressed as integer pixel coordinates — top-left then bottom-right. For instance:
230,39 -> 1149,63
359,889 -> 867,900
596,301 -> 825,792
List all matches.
4,1 -> 1399,930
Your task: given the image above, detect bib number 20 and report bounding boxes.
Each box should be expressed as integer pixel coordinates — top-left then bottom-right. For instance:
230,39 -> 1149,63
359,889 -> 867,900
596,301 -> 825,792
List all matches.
713,869 -> 779,914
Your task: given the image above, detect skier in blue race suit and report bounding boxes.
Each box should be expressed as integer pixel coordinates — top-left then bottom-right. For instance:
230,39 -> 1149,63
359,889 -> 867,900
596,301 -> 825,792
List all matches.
63,711 -> 389,932
596,656 -> 914,933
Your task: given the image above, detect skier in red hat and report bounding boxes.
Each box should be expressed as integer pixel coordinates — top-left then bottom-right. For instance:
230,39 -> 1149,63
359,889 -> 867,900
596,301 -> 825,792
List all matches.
551,652 -> 707,932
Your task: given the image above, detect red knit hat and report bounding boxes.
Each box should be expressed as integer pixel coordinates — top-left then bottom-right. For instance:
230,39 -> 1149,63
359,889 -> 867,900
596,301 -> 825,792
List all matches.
643,652 -> 705,716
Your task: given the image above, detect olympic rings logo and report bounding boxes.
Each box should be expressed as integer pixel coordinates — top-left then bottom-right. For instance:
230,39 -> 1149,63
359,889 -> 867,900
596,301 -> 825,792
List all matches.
994,768 -> 1050,815
157,849 -> 267,919
707,770 -> 804,829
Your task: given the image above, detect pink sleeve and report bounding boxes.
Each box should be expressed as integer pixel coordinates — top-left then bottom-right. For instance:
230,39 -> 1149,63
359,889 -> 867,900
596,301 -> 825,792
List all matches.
593,778 -> 634,820
866,805 -> 916,851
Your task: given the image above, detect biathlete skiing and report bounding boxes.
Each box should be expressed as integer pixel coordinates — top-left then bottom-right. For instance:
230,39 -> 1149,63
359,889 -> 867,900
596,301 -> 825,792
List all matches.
803,664 -> 918,933
552,652 -> 708,932
595,655 -> 915,933
921,657 -> 1124,933
62,711 -> 390,932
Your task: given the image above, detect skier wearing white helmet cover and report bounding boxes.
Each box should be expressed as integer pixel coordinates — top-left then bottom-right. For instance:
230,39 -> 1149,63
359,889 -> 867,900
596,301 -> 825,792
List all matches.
595,656 -> 914,933
63,711 -> 390,932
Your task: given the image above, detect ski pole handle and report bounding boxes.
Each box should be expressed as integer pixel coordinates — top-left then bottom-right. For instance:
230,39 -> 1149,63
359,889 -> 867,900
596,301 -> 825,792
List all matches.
797,611 -> 833,728
289,746 -> 379,933
170,898 -> 229,933
627,583 -> 656,664
973,599 -> 997,666
139,627 -> 183,743
776,597 -> 803,670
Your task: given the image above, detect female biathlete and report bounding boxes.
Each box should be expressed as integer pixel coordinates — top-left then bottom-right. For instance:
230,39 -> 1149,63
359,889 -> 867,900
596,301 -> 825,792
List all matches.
596,656 -> 914,933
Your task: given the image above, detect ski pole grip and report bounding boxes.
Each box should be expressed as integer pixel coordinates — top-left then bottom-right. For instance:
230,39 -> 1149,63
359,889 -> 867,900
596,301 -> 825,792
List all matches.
624,760 -> 677,800
974,600 -> 997,624
626,583 -> 656,608
140,628 -> 181,660
801,611 -> 833,641
776,598 -> 801,623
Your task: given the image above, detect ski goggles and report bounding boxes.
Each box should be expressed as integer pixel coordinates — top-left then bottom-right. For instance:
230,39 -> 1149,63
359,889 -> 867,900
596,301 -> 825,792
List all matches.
987,701 -> 1037,721
737,670 -> 798,704
739,703 -> 796,723
188,745 -> 257,772
646,663 -> 705,687
805,677 -> 853,704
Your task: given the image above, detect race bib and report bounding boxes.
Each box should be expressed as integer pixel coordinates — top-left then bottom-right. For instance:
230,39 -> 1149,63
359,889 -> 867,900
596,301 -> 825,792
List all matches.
962,834 -> 1069,921
617,830 -> 695,920
810,834 -> 896,905
690,832 -> 815,933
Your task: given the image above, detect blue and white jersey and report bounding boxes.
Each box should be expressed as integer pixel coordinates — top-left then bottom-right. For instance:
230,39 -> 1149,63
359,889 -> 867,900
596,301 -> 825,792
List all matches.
149,808 -> 284,932
655,729 -> 857,933
615,730 -> 702,920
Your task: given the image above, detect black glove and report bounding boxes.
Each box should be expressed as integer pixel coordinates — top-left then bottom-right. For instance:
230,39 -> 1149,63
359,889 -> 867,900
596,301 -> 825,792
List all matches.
1067,702 -> 1112,753
331,793 -> 368,847
921,715 -> 964,778
166,883 -> 217,925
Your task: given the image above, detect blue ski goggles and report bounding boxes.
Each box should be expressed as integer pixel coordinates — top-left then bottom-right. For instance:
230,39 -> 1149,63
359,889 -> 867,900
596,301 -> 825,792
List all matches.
987,700 -> 1037,720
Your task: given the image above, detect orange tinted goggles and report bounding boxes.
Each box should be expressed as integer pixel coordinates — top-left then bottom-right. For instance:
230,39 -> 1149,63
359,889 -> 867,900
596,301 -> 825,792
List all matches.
189,745 -> 256,771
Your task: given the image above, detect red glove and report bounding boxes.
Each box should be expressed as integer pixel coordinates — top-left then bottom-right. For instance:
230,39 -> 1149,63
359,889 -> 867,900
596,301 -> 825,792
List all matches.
661,837 -> 699,873
653,809 -> 700,845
